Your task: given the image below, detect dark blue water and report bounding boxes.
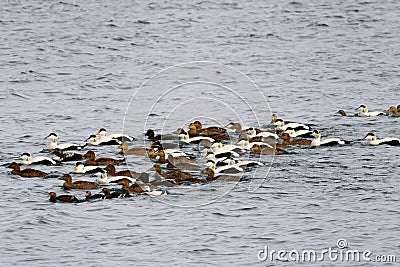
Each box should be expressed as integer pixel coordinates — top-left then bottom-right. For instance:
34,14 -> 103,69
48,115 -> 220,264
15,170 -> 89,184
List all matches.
1,0 -> 399,266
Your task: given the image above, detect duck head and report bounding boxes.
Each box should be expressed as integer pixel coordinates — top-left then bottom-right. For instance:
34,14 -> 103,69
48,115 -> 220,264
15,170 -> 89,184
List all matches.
356,104 -> 368,113
311,130 -> 321,139
363,132 -> 376,141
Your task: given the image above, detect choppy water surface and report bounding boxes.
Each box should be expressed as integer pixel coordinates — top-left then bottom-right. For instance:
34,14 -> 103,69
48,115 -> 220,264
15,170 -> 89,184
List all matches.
1,0 -> 399,266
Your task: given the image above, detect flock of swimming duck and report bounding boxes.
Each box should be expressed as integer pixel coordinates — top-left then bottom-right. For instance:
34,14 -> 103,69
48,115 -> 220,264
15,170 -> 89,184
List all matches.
7,104 -> 400,203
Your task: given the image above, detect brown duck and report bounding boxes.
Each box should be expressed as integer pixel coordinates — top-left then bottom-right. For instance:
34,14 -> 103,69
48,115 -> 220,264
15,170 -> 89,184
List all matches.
336,109 -> 348,116
60,174 -> 100,190
271,114 -> 293,124
104,164 -> 140,178
117,179 -> 146,194
118,143 -> 148,156
49,192 -> 79,203
188,121 -> 228,140
251,144 -> 287,155
193,120 -> 226,134
280,133 -> 311,146
85,191 -> 105,200
203,168 -> 241,182
84,151 -> 125,166
388,106 -> 400,117
226,122 -> 248,133
8,162 -> 48,178
153,164 -> 192,181
157,150 -> 195,164
153,164 -> 205,185
175,176 -> 207,185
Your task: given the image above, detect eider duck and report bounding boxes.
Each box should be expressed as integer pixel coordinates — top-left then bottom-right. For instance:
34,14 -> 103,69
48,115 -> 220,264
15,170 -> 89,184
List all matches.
102,188 -> 129,199
96,170 -> 137,185
187,121 -> 229,142
236,139 -> 273,150
270,114 -> 293,124
363,133 -> 400,146
45,133 -> 85,151
97,128 -> 134,142
152,164 -> 197,184
8,162 -> 48,178
237,133 -> 275,144
150,179 -> 176,187
143,185 -> 168,196
203,168 -> 242,182
225,122 -> 251,133
156,150 -> 195,164
165,160 -> 202,171
19,152 -> 57,165
336,109 -> 360,117
73,162 -> 103,174
178,133 -> 215,144
283,129 -> 314,138
251,144 -> 287,155
104,164 -> 140,178
387,106 -> 400,117
204,157 -> 230,168
208,161 -> 243,174
209,142 -> 246,155
60,174 -> 100,190
85,191 -> 105,201
356,105 -> 385,117
189,121 -> 226,136
160,148 -> 194,159
205,149 -> 240,159
247,128 -> 279,139
118,143 -> 148,156
154,150 -> 176,164
174,176 -> 207,185
203,153 -> 229,165
311,130 -> 349,146
145,129 -> 179,141
83,151 -> 125,166
205,158 -> 262,169
49,192 -> 79,203
229,158 -> 263,168
85,134 -> 121,146
337,110 -> 346,116
117,179 -> 146,194
280,133 -> 311,146
274,119 -> 310,131
51,148 -> 84,162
